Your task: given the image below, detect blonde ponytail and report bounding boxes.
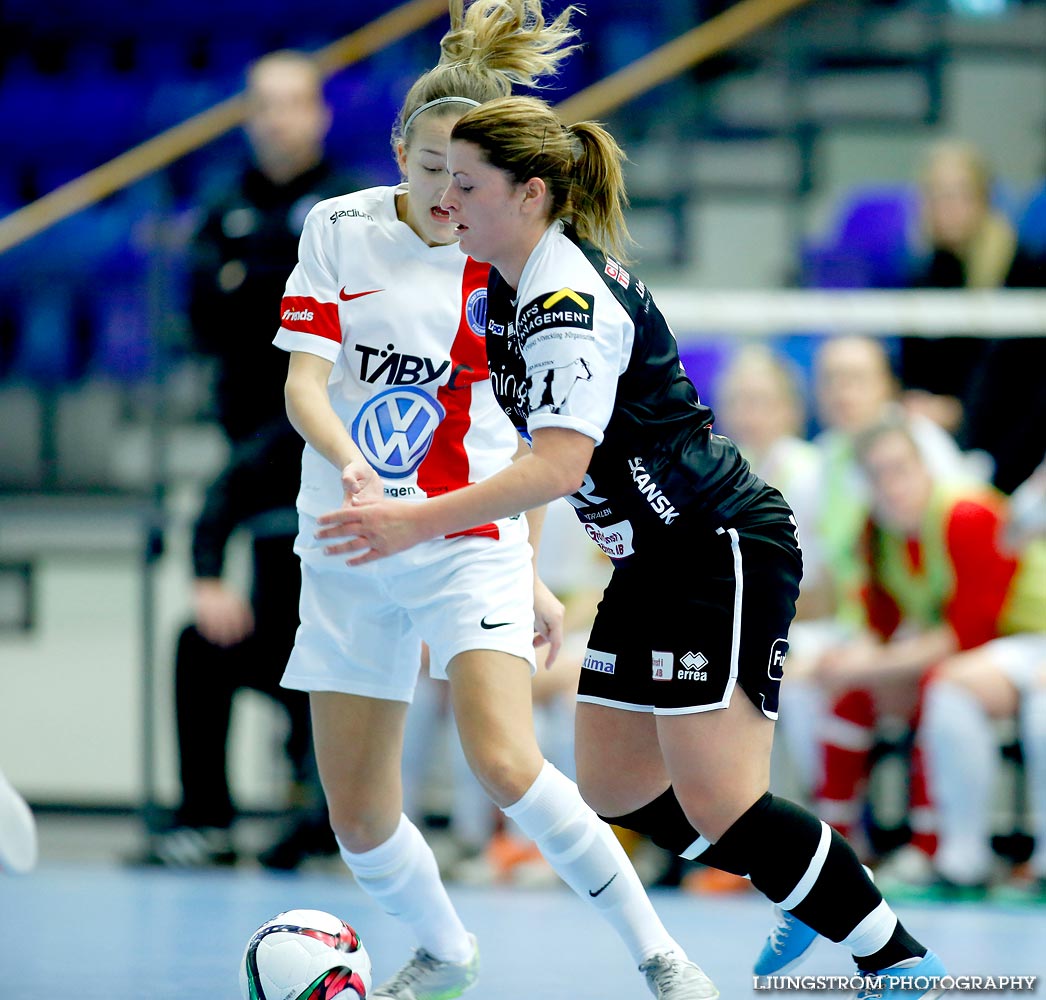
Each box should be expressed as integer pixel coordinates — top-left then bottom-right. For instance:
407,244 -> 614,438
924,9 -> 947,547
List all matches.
391,1 -> 582,157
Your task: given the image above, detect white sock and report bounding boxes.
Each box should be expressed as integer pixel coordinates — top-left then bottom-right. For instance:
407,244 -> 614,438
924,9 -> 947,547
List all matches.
843,899 -> 898,959
921,681 -> 996,883
338,814 -> 472,962
1021,687 -> 1046,879
503,760 -> 681,964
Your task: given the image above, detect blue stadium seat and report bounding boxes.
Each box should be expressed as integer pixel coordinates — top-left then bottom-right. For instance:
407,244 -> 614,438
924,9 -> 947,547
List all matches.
90,284 -> 155,382
0,62 -> 62,172
1018,179 -> 1046,257
13,291 -> 82,383
324,63 -> 401,185
800,184 -> 919,289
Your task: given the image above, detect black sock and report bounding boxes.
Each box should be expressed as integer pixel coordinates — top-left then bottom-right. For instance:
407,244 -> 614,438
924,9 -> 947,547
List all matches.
605,787 -> 931,960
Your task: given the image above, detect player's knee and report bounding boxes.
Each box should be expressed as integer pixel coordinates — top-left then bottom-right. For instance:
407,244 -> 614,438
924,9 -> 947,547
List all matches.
932,653 -> 982,689
466,742 -> 544,808
599,786 -> 706,859
672,771 -> 769,843
327,798 -> 398,854
930,668 -> 1015,719
572,769 -> 613,816
573,756 -> 646,817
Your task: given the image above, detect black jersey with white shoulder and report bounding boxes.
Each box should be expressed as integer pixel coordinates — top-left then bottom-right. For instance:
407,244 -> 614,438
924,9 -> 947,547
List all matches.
485,222 -> 783,562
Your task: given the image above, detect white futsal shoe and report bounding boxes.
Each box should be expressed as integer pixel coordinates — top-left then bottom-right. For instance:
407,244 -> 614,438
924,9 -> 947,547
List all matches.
640,952 -> 720,999
371,933 -> 479,1000
0,767 -> 38,875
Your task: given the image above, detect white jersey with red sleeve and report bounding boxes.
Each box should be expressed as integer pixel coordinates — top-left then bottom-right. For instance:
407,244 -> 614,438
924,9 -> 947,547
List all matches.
273,184 -> 518,528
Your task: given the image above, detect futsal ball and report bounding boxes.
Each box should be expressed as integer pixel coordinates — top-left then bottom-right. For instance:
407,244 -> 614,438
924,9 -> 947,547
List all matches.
239,908 -> 372,1000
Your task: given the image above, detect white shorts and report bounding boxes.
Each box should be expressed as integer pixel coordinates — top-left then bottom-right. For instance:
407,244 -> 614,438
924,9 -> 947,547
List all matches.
281,511 -> 537,703
982,633 -> 1046,692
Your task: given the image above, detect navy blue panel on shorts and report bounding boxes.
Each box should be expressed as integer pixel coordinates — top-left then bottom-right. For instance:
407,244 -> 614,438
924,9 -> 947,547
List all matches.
577,513 -> 802,718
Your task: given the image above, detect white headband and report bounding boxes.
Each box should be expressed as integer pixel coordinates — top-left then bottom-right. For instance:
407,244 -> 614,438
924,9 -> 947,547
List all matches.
403,96 -> 481,134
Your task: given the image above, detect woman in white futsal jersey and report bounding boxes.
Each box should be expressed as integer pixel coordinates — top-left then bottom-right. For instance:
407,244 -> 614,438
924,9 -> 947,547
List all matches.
318,94 -> 951,1000
274,3 -> 715,998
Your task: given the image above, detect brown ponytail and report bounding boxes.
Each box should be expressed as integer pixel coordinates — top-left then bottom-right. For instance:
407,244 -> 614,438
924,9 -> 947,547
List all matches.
451,94 -> 635,262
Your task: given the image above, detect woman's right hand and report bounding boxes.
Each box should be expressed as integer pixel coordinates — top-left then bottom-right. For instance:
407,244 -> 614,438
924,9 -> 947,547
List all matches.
341,458 -> 384,505
193,578 -> 255,647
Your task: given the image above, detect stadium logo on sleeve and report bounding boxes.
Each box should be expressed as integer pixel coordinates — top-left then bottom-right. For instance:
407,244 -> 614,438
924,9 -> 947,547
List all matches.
465,287 -> 488,336
517,288 -> 594,338
330,208 -> 374,223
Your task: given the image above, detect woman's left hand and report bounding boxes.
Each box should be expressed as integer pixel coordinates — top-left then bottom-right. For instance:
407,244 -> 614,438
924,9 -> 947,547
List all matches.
316,498 -> 427,565
533,576 -> 565,669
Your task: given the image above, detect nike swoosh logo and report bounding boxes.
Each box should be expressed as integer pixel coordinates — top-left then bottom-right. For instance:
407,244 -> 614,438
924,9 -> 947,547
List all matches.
589,873 -> 618,897
339,288 -> 383,301
480,616 -> 512,630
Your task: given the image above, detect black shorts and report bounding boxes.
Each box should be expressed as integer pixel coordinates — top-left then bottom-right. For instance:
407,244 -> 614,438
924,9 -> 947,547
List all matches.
576,513 -> 802,718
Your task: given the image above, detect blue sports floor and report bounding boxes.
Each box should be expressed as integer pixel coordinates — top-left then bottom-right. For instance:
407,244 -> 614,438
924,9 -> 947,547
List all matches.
1,861 -> 1043,999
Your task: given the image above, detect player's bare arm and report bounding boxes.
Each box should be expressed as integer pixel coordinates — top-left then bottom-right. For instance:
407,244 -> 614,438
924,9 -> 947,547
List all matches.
814,624 -> 958,692
285,350 -> 384,510
316,426 -> 595,564
518,435 -> 565,668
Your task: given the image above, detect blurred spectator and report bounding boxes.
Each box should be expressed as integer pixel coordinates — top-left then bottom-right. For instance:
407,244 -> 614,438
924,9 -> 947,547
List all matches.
1006,453 -> 1046,551
0,766 -> 37,875
919,458 -> 1046,895
188,49 -> 359,443
139,49 -> 358,869
715,343 -> 827,617
900,139 -> 1014,433
956,312 -> 1046,499
708,336 -> 986,826
809,334 -> 988,627
713,344 -> 829,806
812,413 -> 1032,878
138,425 -> 330,868
900,138 -> 1046,492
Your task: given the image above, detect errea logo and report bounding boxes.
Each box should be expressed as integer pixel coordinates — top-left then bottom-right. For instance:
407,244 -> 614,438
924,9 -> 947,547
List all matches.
653,650 -> 708,681
678,651 -> 708,681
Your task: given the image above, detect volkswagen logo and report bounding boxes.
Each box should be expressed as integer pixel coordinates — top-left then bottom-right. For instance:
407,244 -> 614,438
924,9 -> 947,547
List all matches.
351,387 -> 445,479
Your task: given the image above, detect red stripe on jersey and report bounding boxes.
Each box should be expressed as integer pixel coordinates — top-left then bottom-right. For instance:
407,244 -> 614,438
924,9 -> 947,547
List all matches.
416,256 -> 500,540
280,296 -> 341,343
